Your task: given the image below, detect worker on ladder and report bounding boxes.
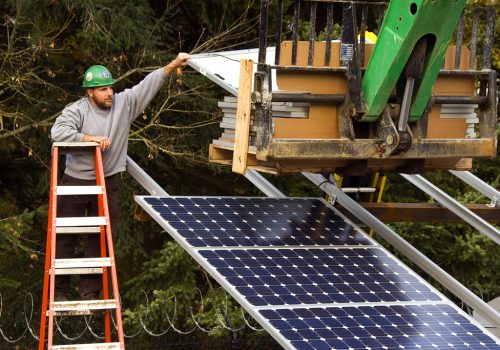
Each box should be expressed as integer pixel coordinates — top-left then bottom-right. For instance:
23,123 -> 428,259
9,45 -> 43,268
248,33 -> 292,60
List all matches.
50,52 -> 190,301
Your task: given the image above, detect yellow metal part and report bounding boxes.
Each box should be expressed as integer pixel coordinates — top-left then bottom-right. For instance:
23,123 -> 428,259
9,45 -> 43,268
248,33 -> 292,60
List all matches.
369,172 -> 387,236
325,173 -> 343,204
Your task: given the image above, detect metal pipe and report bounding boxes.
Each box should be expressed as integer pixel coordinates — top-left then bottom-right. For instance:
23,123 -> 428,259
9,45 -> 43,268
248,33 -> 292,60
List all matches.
450,170 -> 500,207
325,3 -> 334,66
308,2 -> 317,66
469,9 -> 480,70
359,5 -> 368,66
126,156 -> 169,196
401,174 -> 500,245
305,0 -> 388,4
375,5 -> 385,34
272,92 -> 345,104
432,96 -> 487,105
244,169 -> 286,198
302,172 -> 500,328
292,0 -> 301,65
454,11 -> 464,70
483,7 -> 495,70
275,0 -> 284,65
258,0 -> 270,66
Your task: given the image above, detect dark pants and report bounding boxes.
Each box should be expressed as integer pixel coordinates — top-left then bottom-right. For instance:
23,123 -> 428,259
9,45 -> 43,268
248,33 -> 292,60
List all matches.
55,173 -> 119,298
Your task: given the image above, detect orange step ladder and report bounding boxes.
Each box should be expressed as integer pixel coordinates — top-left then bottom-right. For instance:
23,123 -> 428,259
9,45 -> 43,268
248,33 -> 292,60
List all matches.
39,142 -> 125,350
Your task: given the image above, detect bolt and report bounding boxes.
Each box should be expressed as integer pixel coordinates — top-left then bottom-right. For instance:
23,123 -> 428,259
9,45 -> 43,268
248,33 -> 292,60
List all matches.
251,92 -> 261,104
349,106 -> 357,117
386,134 -> 395,145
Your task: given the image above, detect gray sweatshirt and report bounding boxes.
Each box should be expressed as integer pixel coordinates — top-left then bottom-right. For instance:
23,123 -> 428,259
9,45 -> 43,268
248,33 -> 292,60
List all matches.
51,68 -> 169,180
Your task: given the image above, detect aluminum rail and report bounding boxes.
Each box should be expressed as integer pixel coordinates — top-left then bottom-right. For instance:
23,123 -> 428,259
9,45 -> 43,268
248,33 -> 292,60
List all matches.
450,170 -> 500,207
401,174 -> 500,245
302,172 -> 500,328
244,169 -> 286,198
126,156 -> 169,196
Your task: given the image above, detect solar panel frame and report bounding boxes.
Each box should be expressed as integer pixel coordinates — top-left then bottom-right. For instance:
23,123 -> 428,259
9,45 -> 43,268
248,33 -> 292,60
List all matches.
135,196 -> 499,350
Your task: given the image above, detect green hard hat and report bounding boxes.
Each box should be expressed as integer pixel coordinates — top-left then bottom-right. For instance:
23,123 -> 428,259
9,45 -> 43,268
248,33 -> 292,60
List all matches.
81,65 -> 115,88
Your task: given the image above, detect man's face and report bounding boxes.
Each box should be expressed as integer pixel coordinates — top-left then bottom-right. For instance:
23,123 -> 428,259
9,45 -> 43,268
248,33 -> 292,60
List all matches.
87,85 -> 113,109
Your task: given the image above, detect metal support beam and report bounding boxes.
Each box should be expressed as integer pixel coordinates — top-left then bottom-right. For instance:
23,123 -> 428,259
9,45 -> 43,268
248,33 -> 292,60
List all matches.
244,169 -> 286,198
302,172 -> 500,328
450,170 -> 500,208
126,156 -> 169,196
337,202 -> 500,224
401,174 -> 500,245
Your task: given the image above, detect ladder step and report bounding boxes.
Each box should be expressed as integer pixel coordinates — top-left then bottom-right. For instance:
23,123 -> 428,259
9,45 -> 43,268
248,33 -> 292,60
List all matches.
54,258 -> 112,275
54,267 -> 103,275
57,186 -> 103,195
55,258 -> 112,269
52,342 -> 121,349
56,226 -> 101,234
53,141 -> 99,148
49,299 -> 117,316
56,217 -> 107,227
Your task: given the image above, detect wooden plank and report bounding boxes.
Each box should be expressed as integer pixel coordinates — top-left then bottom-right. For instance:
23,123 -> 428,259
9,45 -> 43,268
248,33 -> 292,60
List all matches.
232,59 -> 254,174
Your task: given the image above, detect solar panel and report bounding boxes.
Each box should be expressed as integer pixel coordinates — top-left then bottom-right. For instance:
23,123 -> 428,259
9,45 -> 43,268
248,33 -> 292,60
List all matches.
136,196 -> 499,350
259,304 -> 499,350
142,197 -> 372,247
199,247 -> 442,306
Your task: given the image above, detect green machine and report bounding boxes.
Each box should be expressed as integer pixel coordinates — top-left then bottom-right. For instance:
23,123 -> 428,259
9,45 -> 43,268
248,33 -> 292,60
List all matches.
222,0 -> 497,175
362,0 -> 467,125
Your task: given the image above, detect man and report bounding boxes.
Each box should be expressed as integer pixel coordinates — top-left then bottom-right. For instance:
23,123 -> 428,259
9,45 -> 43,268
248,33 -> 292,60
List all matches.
51,53 -> 190,301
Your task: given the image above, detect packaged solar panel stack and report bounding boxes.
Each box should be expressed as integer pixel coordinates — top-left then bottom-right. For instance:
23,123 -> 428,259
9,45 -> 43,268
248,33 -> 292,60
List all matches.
214,95 -> 309,147
439,104 -> 479,138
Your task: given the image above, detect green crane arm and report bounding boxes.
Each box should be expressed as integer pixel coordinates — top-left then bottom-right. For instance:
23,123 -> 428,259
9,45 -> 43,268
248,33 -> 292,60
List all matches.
361,0 -> 467,122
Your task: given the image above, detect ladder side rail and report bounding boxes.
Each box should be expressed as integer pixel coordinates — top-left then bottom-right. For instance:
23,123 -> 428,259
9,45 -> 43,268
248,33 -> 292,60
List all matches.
401,174 -> 500,245
302,172 -> 500,328
95,148 -> 125,348
39,146 -> 60,350
95,147 -> 112,342
47,146 -> 60,349
47,147 -> 59,349
449,170 -> 500,207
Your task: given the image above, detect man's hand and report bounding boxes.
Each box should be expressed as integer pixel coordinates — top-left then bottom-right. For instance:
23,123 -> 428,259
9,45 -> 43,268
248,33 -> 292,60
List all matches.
83,134 -> 111,151
165,52 -> 191,75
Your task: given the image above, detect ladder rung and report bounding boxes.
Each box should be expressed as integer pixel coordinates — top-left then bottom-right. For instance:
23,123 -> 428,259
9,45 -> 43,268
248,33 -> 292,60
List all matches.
55,258 -> 112,269
57,186 -> 103,195
56,226 -> 101,234
56,217 -> 107,227
49,299 -> 117,316
53,142 -> 100,155
52,342 -> 121,350
54,258 -> 112,275
54,267 -> 103,275
53,142 -> 99,148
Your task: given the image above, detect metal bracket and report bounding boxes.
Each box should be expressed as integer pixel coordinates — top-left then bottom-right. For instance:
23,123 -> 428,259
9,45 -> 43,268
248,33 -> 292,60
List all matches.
375,107 -> 400,157
254,65 -> 273,160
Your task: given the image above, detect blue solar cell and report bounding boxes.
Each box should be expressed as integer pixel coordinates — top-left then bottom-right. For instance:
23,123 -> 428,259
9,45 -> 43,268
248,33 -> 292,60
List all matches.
138,196 -> 498,350
145,197 -> 372,247
262,304 -> 500,350
199,247 -> 442,306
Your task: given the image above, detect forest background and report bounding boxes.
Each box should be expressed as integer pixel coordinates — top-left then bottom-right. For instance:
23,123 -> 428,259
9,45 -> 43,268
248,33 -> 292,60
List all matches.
0,0 -> 498,348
